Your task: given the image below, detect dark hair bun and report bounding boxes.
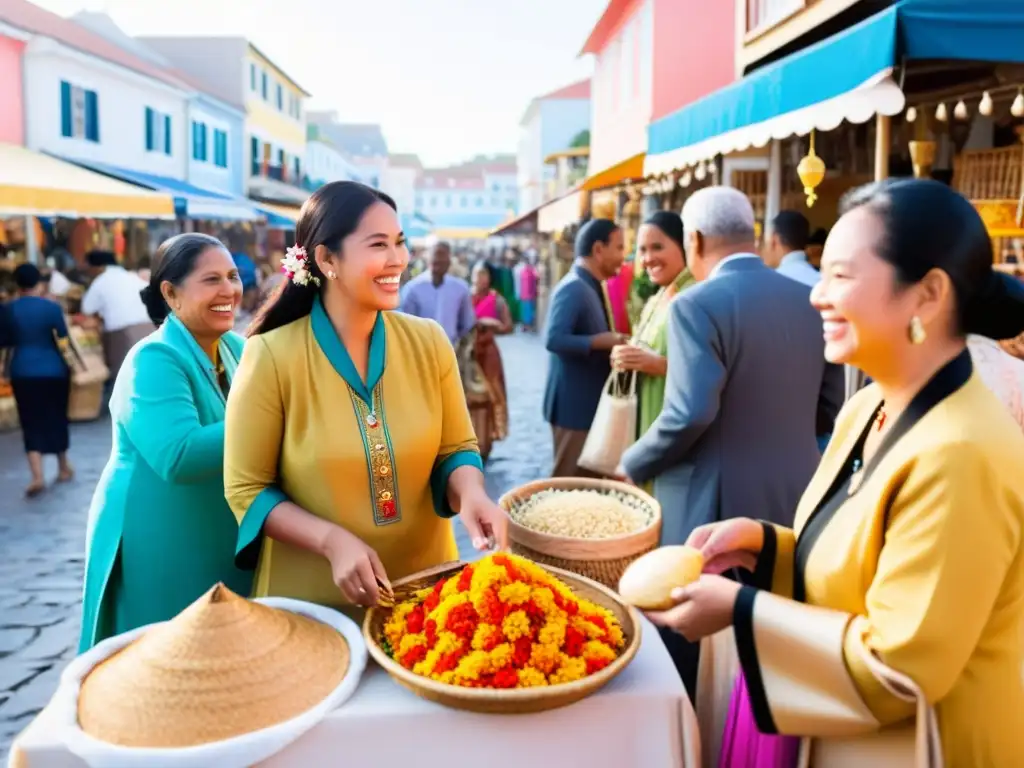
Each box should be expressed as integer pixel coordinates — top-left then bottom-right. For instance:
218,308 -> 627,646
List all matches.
139,284 -> 169,326
966,271 -> 1024,340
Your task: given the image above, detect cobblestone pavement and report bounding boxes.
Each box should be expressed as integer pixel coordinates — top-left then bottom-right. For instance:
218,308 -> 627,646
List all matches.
0,330 -> 549,760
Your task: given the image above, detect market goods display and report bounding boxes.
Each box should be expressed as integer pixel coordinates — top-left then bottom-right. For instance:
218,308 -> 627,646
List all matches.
498,478 -> 662,589
507,488 -> 652,538
76,584 -> 351,749
365,554 -> 641,713
617,545 -> 705,610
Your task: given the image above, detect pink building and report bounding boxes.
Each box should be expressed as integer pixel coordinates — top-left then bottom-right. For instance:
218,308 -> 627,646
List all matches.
0,29 -> 27,144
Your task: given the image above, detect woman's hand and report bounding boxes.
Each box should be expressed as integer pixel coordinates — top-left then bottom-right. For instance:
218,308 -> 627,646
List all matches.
686,518 -> 765,575
477,316 -> 502,330
322,525 -> 390,606
645,575 -> 741,641
611,344 -> 666,376
458,487 -> 509,552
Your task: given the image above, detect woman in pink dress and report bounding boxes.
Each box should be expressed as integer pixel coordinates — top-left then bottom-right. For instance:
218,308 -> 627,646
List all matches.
468,262 -> 513,461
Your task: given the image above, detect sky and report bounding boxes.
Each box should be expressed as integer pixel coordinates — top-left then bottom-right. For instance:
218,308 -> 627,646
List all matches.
29,0 -> 607,167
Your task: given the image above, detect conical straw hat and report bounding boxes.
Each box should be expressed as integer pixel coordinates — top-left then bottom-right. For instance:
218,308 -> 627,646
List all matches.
78,584 -> 350,748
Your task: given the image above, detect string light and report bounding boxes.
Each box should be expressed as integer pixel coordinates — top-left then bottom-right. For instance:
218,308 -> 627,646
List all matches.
906,106 -> 917,123
953,100 -> 968,121
694,162 -> 707,181
935,102 -> 948,122
1013,89 -> 1024,118
979,91 -> 993,117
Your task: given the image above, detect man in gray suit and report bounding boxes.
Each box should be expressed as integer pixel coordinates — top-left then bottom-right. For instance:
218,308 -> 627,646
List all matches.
620,187 -> 844,695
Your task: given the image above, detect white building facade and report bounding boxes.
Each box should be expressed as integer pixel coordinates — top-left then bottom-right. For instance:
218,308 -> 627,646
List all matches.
23,35 -> 190,179
305,130 -> 359,189
517,80 -> 590,213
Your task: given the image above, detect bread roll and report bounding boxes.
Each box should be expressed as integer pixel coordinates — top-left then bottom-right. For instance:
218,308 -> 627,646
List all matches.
617,546 -> 704,610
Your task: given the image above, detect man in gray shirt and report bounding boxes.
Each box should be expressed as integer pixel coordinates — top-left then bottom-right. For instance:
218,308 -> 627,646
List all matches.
399,241 -> 476,345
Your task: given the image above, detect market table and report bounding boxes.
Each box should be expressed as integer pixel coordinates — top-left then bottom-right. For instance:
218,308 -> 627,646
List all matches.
9,617 -> 700,768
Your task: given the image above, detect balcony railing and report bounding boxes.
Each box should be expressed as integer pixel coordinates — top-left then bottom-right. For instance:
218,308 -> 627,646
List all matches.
250,163 -> 297,184
747,0 -> 806,35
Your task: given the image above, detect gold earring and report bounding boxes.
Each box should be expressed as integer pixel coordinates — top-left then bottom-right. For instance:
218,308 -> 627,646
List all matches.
326,270 -> 336,280
909,316 -> 927,345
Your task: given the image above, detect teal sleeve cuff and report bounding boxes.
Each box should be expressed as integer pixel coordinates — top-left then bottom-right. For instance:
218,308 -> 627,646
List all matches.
235,486 -> 288,570
430,450 -> 484,519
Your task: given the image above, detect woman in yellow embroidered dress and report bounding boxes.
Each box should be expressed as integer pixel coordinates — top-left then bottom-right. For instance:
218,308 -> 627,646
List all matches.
224,182 -> 507,608
647,180 -> 1024,765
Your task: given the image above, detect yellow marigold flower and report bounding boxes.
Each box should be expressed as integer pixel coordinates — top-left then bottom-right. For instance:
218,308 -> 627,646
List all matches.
571,616 -> 605,640
414,647 -> 443,677
530,586 -> 556,614
516,666 -> 548,688
606,623 -> 625,648
397,632 -> 427,656
550,655 -> 587,684
537,616 -> 566,647
498,581 -> 531,606
431,592 -> 470,628
582,640 -> 617,663
435,670 -> 456,685
435,630 -> 463,655
454,650 -> 491,681
440,576 -> 461,599
501,610 -> 531,641
530,642 -> 561,675
471,622 -> 503,651
488,642 -> 514,670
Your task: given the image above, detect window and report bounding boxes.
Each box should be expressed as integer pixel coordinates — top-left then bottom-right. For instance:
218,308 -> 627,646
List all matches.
490,196 -> 500,207
213,129 -> 228,168
251,136 -> 260,175
475,196 -> 484,207
506,198 -> 515,209
145,107 -> 171,155
445,195 -> 452,207
276,83 -> 283,111
294,157 -> 301,181
192,121 -> 208,161
460,195 -> 467,208
250,63 -> 256,91
60,81 -> 99,142
261,71 -> 268,100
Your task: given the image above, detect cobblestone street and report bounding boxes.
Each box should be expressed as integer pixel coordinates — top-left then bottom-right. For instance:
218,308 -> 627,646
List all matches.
0,331 -> 549,761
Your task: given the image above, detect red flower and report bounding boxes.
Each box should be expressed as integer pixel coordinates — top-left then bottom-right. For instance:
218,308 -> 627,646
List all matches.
457,565 -> 475,592
381,500 -> 397,519
585,656 -> 611,675
512,636 -> 532,668
564,626 -> 586,657
399,644 -> 427,669
553,592 -> 579,616
424,619 -> 438,648
477,588 -> 505,625
491,668 -> 519,689
446,603 -> 479,641
406,603 -> 425,635
424,592 -> 440,612
435,649 -> 462,675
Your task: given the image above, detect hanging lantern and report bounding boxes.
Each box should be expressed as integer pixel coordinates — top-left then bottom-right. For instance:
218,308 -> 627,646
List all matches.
796,130 -> 826,208
1013,89 -> 1024,118
953,100 -> 968,121
906,106 -> 918,123
935,102 -> 948,122
680,169 -> 693,187
694,161 -> 707,181
979,91 -> 994,117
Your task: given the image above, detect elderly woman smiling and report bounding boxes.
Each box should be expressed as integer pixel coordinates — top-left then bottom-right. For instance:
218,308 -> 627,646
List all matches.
80,234 -> 251,651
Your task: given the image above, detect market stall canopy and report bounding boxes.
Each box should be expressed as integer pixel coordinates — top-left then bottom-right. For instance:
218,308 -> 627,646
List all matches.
644,0 -> 1024,177
58,158 -> 261,222
490,207 -> 538,237
581,153 -> 645,192
254,202 -> 301,229
538,188 -> 586,234
0,144 -> 175,219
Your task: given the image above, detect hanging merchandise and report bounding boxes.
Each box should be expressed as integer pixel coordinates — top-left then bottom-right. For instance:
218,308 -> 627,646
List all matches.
796,130 -> 826,208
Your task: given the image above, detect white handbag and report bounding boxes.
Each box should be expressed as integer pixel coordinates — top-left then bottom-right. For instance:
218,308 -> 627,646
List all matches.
577,369 -> 638,476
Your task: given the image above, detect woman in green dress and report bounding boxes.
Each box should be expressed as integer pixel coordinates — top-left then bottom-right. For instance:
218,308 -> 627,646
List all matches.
79,234 -> 251,651
611,211 -> 695,436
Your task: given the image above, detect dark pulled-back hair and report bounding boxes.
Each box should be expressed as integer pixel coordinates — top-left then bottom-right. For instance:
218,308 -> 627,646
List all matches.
643,210 -> 685,252
772,210 -> 810,251
574,218 -> 619,259
247,181 -> 397,336
141,233 -> 227,326
840,178 -> 1024,340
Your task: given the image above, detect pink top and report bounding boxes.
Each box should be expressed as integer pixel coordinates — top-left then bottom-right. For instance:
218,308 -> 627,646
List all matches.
517,265 -> 538,301
473,290 -> 500,320
605,261 -> 633,335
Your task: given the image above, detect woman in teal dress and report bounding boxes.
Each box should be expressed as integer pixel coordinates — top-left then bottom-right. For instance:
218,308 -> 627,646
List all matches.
611,211 -> 695,436
79,234 -> 251,651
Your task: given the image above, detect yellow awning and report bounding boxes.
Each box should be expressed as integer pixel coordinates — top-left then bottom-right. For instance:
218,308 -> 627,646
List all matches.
258,201 -> 302,224
433,227 -> 491,240
581,153 -> 646,191
0,143 -> 175,219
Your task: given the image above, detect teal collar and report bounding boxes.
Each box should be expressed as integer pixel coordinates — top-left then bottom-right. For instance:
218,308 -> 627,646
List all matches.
311,295 -> 386,405
165,313 -> 239,404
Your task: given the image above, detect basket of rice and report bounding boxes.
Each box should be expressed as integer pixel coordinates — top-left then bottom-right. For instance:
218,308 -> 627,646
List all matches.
498,478 -> 661,589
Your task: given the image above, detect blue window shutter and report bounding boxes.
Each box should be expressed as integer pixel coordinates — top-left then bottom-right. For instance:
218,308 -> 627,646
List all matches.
84,90 -> 99,142
60,81 -> 72,137
164,115 -> 171,155
201,123 -> 208,161
145,107 -> 153,150
190,121 -> 197,160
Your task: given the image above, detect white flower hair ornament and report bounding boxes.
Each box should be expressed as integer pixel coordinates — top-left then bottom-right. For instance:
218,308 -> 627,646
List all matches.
280,244 -> 321,287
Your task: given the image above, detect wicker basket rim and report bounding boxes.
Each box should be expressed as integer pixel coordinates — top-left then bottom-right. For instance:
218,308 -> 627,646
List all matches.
362,562 -> 642,703
498,478 -> 661,546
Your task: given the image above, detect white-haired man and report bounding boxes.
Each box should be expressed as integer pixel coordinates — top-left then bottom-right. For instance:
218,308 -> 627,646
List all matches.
620,186 -> 845,698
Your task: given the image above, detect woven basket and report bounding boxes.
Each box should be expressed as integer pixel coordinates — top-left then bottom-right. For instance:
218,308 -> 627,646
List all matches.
498,478 -> 661,590
363,562 -> 641,714
68,380 -> 104,422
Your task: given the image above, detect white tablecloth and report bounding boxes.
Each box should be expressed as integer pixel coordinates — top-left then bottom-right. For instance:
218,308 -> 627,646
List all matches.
10,617 -> 700,768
